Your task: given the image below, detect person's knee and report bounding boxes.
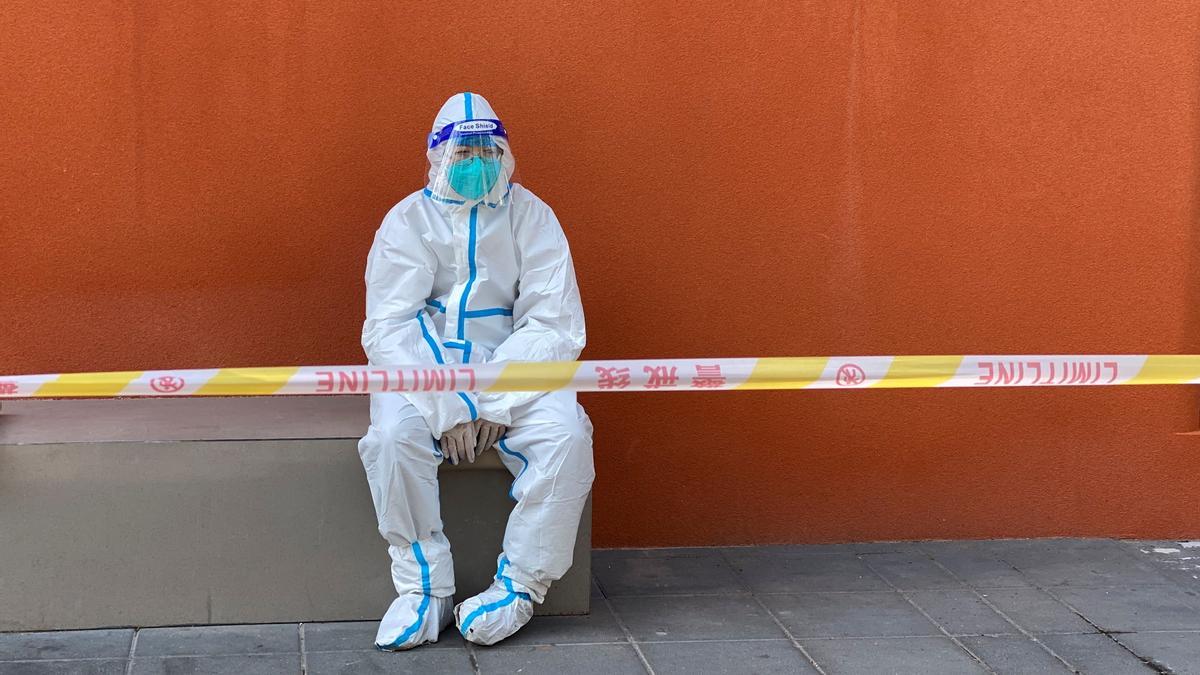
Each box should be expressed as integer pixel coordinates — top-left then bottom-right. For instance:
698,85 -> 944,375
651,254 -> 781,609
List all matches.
386,413 -> 436,454
361,413 -> 437,474
545,417 -> 595,488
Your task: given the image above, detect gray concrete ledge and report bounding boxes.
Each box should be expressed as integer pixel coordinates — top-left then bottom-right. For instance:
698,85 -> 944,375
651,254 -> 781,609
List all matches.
0,397 -> 590,632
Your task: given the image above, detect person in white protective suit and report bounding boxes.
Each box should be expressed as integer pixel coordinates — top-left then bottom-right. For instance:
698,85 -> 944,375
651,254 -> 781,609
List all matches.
357,92 -> 594,650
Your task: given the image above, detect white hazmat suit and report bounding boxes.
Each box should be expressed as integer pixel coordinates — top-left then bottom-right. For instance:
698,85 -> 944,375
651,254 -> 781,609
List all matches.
358,92 -> 594,649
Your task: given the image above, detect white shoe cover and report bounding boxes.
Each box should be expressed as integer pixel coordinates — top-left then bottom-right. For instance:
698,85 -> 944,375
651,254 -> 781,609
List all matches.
454,578 -> 534,646
374,594 -> 454,651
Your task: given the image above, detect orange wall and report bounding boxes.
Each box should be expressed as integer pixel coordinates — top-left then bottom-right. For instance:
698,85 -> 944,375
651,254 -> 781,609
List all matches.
3,2 -> 1198,546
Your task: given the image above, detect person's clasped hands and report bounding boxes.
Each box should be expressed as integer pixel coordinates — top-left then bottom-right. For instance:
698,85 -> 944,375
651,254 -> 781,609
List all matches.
440,418 -> 508,464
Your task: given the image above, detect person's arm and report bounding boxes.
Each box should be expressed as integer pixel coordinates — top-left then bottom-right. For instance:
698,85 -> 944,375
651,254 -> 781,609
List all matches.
477,197 -> 586,425
362,208 -> 479,438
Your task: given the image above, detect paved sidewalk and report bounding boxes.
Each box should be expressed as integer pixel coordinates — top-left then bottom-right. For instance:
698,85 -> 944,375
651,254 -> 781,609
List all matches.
2,539 -> 1199,674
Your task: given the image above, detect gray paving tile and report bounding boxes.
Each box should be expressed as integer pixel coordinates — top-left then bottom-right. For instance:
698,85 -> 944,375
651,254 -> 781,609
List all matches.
1121,540 -> 1200,591
999,540 -> 1174,588
959,635 -> 1070,673
799,637 -> 988,674
950,538 -> 1118,557
302,621 -> 463,652
0,630 -> 132,661
640,640 -> 818,674
978,587 -> 1096,634
863,552 -> 966,590
907,590 -> 1018,635
1052,585 -> 1200,632
916,539 -> 1040,556
129,653 -> 300,674
849,541 -> 927,555
498,600 -> 626,646
725,553 -> 892,593
609,595 -> 784,642
1115,632 -> 1200,675
722,541 -> 922,556
591,576 -> 604,598
133,624 -> 298,656
909,539 -> 1037,560
1039,633 -> 1158,674
593,552 -> 745,596
921,547 -> 1034,588
760,592 -> 940,639
473,643 -> 645,675
595,547 -> 718,559
0,661 -> 129,675
306,648 -> 473,674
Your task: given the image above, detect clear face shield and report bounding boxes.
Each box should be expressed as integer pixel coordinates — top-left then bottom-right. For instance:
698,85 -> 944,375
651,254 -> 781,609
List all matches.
425,118 -> 517,207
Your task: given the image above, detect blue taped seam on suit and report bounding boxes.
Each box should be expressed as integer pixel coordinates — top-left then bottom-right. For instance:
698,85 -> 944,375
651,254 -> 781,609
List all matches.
422,185 -> 512,209
416,311 -> 477,420
497,437 -> 529,502
377,541 -> 431,649
457,206 -> 480,343
431,301 -> 509,317
416,312 -> 445,364
463,307 -> 513,317
423,187 -> 465,205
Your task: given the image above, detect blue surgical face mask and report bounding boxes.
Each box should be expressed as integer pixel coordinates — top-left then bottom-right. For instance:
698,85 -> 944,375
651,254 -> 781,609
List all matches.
448,156 -> 501,200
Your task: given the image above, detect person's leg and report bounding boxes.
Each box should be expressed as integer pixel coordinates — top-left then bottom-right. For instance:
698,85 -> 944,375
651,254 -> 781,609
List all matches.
358,392 -> 456,650
455,390 -> 595,644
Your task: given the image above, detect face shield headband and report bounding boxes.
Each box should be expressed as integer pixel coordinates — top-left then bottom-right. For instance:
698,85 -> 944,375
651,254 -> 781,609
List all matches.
428,118 -> 508,149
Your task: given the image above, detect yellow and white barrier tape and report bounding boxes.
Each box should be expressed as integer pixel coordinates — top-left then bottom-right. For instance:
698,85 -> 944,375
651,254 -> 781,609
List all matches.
2,355 -> 1200,398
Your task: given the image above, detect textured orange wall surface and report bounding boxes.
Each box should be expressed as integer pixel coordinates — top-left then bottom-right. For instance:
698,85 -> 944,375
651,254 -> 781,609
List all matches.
3,2 -> 1198,546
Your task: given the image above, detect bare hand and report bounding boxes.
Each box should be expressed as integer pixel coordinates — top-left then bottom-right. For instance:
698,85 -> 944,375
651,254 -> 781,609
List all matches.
475,419 -> 508,458
440,421 -> 478,464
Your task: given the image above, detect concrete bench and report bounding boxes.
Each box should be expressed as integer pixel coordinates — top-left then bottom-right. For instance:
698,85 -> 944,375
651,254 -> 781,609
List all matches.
0,398 -> 590,632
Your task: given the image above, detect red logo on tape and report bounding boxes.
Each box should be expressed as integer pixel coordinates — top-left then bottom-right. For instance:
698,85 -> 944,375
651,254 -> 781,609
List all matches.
149,376 -> 186,393
0,382 -> 18,395
835,364 -> 867,387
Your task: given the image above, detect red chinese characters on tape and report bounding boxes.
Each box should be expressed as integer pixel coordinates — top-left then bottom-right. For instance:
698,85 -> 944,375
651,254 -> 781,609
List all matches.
642,365 -> 679,389
691,365 -> 726,388
315,368 -> 477,393
0,382 -> 18,395
595,366 -> 631,390
597,363 -> 732,390
974,359 -> 1120,386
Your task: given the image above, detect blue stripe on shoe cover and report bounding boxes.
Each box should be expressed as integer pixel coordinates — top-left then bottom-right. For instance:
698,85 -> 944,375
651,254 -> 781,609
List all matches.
377,541 -> 431,649
458,591 -> 525,638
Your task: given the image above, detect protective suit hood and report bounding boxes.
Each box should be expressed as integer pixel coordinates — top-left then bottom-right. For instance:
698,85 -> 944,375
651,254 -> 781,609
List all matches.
424,92 -> 516,208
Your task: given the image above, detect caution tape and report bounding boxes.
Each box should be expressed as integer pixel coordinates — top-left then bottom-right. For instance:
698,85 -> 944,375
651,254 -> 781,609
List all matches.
2,355 -> 1200,398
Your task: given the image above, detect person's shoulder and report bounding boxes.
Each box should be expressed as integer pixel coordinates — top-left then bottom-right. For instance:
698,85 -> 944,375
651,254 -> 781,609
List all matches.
382,189 -> 428,222
509,184 -> 571,247
376,189 -> 432,235
510,184 -> 557,219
